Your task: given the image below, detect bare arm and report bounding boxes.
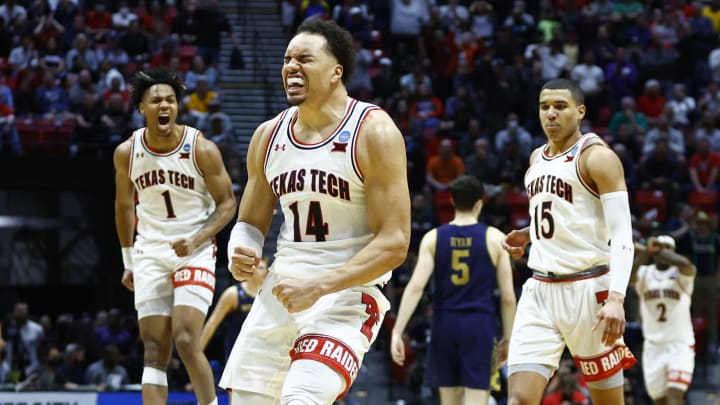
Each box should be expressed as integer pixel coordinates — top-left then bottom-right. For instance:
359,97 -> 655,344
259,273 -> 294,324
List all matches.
653,247 -> 696,276
200,286 -> 239,350
392,229 -> 436,338
235,120 -> 278,235
318,110 -> 411,294
187,136 -> 236,246
113,139 -> 136,249
488,226 -> 516,342
391,228 -> 436,366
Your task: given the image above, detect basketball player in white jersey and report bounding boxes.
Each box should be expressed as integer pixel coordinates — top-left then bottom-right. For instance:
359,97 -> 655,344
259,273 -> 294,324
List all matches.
113,68 -> 236,405
219,19 -> 410,405
633,235 -> 695,405
502,78 -> 637,405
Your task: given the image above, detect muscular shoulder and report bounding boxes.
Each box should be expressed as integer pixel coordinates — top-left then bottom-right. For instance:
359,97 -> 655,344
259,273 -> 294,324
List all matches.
358,108 -> 402,145
113,136 -> 134,172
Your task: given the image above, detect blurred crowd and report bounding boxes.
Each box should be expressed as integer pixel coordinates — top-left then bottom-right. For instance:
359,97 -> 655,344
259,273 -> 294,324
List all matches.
3,0 -> 720,403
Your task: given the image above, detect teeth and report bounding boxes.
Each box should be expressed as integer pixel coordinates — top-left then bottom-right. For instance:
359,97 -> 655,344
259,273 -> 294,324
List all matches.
287,78 -> 304,86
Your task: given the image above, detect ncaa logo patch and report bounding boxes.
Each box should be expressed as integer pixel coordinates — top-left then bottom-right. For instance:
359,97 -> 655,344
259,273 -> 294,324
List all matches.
338,130 -> 351,143
183,144 -> 191,152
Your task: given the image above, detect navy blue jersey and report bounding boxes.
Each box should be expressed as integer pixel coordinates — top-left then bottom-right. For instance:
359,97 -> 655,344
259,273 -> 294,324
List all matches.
222,284 -> 255,360
433,223 -> 497,313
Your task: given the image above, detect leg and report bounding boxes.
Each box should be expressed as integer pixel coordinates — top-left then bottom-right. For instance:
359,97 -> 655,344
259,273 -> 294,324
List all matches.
138,315 -> 173,405
654,398 -> 668,405
462,387 -> 489,405
230,389 -> 279,405
665,387 -> 686,405
172,304 -> 216,405
438,386 -> 462,405
280,359 -> 345,405
587,371 -> 625,405
507,371 -> 549,405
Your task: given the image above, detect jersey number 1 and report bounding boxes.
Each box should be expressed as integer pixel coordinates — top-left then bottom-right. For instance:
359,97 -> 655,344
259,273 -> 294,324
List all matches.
161,190 -> 176,219
289,201 -> 329,242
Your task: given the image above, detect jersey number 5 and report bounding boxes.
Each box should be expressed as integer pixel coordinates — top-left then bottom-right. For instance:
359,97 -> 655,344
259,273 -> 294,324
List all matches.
289,201 -> 329,242
533,201 -> 554,239
451,249 -> 470,285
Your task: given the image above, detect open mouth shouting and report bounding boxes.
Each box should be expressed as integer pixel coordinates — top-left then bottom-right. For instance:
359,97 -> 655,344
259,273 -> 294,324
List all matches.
286,76 -> 305,96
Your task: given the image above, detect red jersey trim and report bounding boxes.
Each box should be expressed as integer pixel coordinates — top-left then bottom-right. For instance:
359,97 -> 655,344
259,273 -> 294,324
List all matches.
171,266 -> 215,292
573,344 -> 637,382
263,109 -> 290,172
290,334 -> 359,400
574,135 -> 606,197
141,125 -> 188,156
351,106 -> 381,182
193,129 -> 204,176
288,99 -> 357,147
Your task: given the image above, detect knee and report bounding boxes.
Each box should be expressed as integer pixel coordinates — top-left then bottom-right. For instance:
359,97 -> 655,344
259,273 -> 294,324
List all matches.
142,337 -> 169,361
506,391 -> 534,405
173,328 -> 198,356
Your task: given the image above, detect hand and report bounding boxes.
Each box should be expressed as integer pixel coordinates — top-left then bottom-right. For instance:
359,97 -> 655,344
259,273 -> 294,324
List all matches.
271,278 -> 322,313
646,237 -> 662,253
228,246 -> 260,281
592,292 -> 626,346
502,228 -> 530,259
171,237 -> 198,257
493,338 -> 509,368
121,269 -> 134,291
390,332 -> 406,366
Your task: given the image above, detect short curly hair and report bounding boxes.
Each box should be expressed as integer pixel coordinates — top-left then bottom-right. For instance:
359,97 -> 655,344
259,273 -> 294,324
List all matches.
295,18 -> 355,85
130,68 -> 186,109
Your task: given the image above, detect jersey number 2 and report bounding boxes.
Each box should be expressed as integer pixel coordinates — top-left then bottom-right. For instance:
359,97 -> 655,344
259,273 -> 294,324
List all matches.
289,201 -> 328,242
656,303 -> 667,322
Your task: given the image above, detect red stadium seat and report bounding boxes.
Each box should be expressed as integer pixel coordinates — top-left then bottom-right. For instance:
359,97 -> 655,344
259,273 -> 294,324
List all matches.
634,190 -> 666,222
689,190 -> 718,213
434,190 -> 454,224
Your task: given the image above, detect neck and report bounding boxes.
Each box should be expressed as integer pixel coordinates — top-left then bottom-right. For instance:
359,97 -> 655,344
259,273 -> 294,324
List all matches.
296,87 -> 349,131
450,210 -> 480,225
145,124 -> 183,151
546,131 -> 582,155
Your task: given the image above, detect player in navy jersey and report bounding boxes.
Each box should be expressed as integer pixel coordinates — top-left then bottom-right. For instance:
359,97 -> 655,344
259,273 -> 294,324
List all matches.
391,175 -> 516,405
200,257 -> 268,360
114,68 -> 236,405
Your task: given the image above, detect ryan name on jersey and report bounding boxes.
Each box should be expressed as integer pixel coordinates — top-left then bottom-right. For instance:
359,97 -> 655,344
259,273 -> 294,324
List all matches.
134,169 -> 196,191
270,168 -> 351,201
526,174 -> 573,202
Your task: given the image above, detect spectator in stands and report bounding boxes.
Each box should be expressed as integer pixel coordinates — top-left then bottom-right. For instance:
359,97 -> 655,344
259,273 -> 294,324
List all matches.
468,1 -> 496,42
400,63 -> 432,96
8,34 -> 37,73
592,24 -> 617,69
54,343 -> 87,389
136,0 -> 176,34
0,0 -> 27,26
341,6 -> 371,44
184,76 -> 217,126
703,0 -> 720,31
197,0 -> 237,67
409,83 -> 444,130
102,92 -> 131,147
150,37 -> 176,68
68,68 -> 97,111
637,79 -> 667,124
613,142 -> 637,191
643,116 -> 686,162
33,70 -> 70,119
697,80 -> 720,117
371,57 -> 400,104
439,0 -> 469,32
38,36 -> 65,76
347,37 -> 373,100
390,0 -> 429,57
5,302 -> 44,381
688,137 -> 720,192
409,192 -> 436,251
426,138 -> 464,191
85,1 -> 112,43
85,344 -> 129,391
53,0 -> 79,33
504,0 -> 535,44
94,308 -> 132,354
119,19 -> 151,66
97,31 -> 129,72
112,0 -> 138,32
171,0 -> 201,46
494,112 -> 534,158
667,83 -> 697,128
103,76 -> 130,113
695,112 -> 720,152
33,12 -> 65,52
65,33 -> 99,74
72,92 -> 106,158
0,93 -> 21,155
639,138 -> 682,203
444,85 -> 475,133
464,138 -> 499,186
604,47 -> 638,109
300,0 -> 330,20
608,96 -> 649,137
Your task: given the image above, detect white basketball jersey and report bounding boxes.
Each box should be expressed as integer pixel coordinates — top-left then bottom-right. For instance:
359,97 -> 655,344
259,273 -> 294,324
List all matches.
129,126 -> 214,242
264,98 -> 388,284
525,134 -> 610,275
635,265 -> 694,344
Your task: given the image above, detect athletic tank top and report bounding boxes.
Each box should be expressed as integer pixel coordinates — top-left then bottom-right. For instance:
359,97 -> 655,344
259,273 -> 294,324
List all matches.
525,134 -> 610,275
129,126 -> 214,242
635,265 -> 694,344
264,98 -> 389,284
433,223 -> 498,313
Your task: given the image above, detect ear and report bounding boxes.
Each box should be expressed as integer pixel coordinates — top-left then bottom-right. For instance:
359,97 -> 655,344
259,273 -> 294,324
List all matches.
138,103 -> 145,115
332,64 -> 343,84
577,104 -> 586,120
